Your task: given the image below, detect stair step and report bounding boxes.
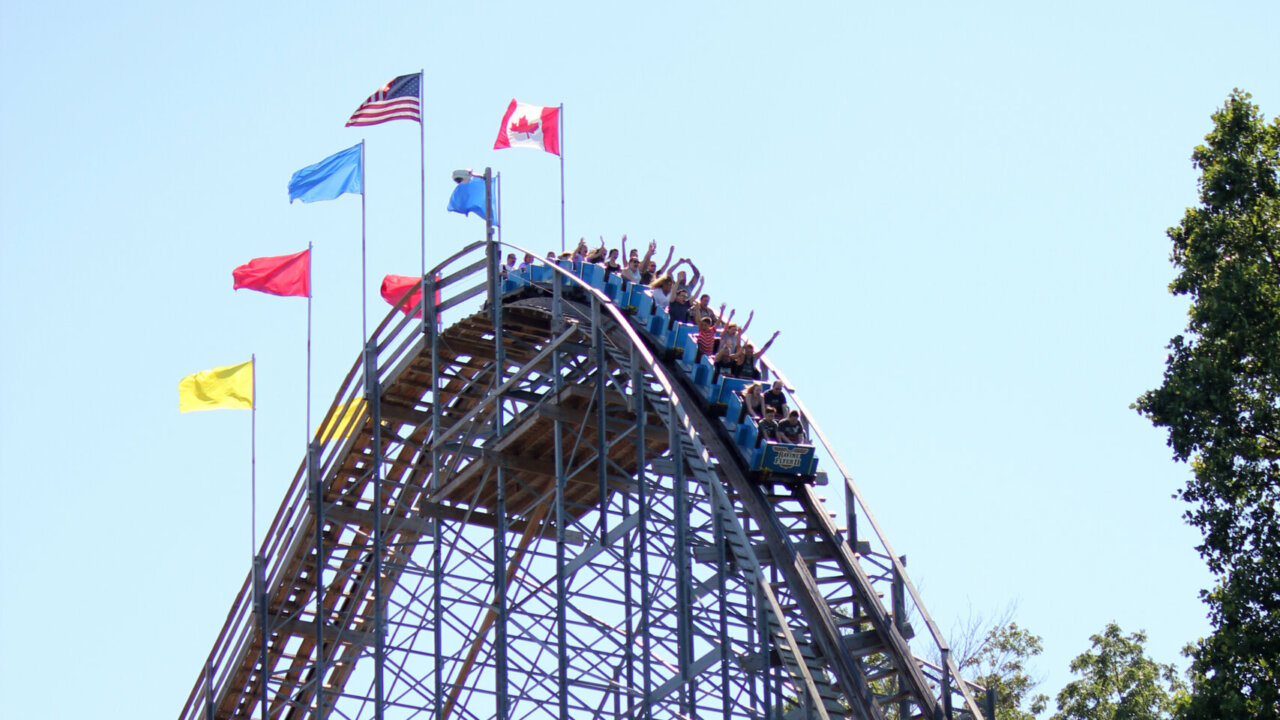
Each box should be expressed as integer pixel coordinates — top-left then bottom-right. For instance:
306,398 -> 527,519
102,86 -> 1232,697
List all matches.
876,689 -> 914,707
834,614 -> 876,630
813,573 -> 857,585
842,629 -> 887,657
864,666 -> 900,683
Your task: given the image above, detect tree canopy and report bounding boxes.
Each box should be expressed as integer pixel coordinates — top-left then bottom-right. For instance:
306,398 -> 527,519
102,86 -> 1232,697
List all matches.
1050,623 -> 1185,720
954,620 -> 1048,720
1133,89 -> 1280,718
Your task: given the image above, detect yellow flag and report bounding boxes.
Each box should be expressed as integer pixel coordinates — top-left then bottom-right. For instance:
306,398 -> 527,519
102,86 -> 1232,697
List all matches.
179,360 -> 254,413
316,398 -> 367,442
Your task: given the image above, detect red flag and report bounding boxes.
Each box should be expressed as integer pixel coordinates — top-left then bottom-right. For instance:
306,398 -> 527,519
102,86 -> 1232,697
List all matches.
381,274 -> 441,318
493,100 -> 560,155
232,249 -> 310,297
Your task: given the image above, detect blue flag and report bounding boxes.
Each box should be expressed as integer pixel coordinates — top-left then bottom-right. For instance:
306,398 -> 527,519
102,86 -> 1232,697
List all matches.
447,178 -> 494,224
288,143 -> 363,203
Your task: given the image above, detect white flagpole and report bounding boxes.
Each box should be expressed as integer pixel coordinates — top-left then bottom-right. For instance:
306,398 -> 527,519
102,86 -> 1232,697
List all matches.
306,241 -> 325,719
418,70 -> 428,336
250,353 -> 258,557
307,242 -> 313,445
559,103 -> 565,253
360,139 -> 368,344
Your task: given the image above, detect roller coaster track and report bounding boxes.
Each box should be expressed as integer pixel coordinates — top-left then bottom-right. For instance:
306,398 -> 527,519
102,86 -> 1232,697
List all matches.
178,240 -> 988,720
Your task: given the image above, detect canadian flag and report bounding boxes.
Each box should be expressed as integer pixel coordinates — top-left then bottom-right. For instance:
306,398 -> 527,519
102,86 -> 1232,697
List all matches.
493,99 -> 560,155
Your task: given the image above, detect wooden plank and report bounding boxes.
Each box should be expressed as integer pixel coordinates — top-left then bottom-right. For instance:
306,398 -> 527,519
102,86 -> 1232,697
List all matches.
269,614 -> 374,648
323,500 -> 584,545
483,448 -> 635,487
536,404 -> 668,439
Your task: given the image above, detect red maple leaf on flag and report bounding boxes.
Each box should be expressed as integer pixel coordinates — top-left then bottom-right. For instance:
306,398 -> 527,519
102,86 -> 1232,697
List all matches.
509,115 -> 540,138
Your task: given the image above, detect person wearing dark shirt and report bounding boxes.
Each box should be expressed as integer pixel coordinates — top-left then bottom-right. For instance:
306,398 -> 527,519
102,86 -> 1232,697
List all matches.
757,408 -> 780,442
778,410 -> 806,443
689,294 -> 710,326
604,248 -> 622,275
763,380 -> 788,416
732,345 -> 762,380
669,288 -> 693,323
712,343 -> 736,374
731,332 -> 779,379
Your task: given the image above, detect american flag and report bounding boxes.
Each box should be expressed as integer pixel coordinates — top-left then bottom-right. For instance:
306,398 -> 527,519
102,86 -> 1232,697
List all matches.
345,73 -> 421,127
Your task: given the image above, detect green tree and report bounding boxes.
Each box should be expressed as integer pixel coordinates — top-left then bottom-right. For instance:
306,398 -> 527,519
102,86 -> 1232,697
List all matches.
848,606 -> 1045,720
1133,89 -> 1280,719
955,620 -> 1049,720
1051,623 -> 1186,720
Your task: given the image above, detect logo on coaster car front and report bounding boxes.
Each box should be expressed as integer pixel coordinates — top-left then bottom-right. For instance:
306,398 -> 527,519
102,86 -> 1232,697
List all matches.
768,445 -> 807,471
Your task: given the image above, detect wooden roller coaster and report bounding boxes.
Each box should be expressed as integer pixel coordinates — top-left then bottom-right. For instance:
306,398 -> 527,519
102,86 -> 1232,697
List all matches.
177,240 -> 990,720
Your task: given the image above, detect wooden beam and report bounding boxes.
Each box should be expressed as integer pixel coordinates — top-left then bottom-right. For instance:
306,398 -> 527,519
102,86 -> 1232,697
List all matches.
536,403 -> 667,438
269,614 -> 374,648
380,401 -> 429,426
323,500 -> 583,545
430,325 -> 580,453
482,448 -> 636,489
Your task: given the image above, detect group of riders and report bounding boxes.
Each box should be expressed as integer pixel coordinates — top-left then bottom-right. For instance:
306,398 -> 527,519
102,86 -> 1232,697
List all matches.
502,236 -> 807,445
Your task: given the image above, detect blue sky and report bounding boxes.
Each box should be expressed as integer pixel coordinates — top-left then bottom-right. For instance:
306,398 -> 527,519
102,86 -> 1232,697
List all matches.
2,1 -> 1278,717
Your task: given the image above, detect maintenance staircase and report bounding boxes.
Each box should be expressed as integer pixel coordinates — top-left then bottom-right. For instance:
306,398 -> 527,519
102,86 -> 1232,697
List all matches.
178,241 -> 987,720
